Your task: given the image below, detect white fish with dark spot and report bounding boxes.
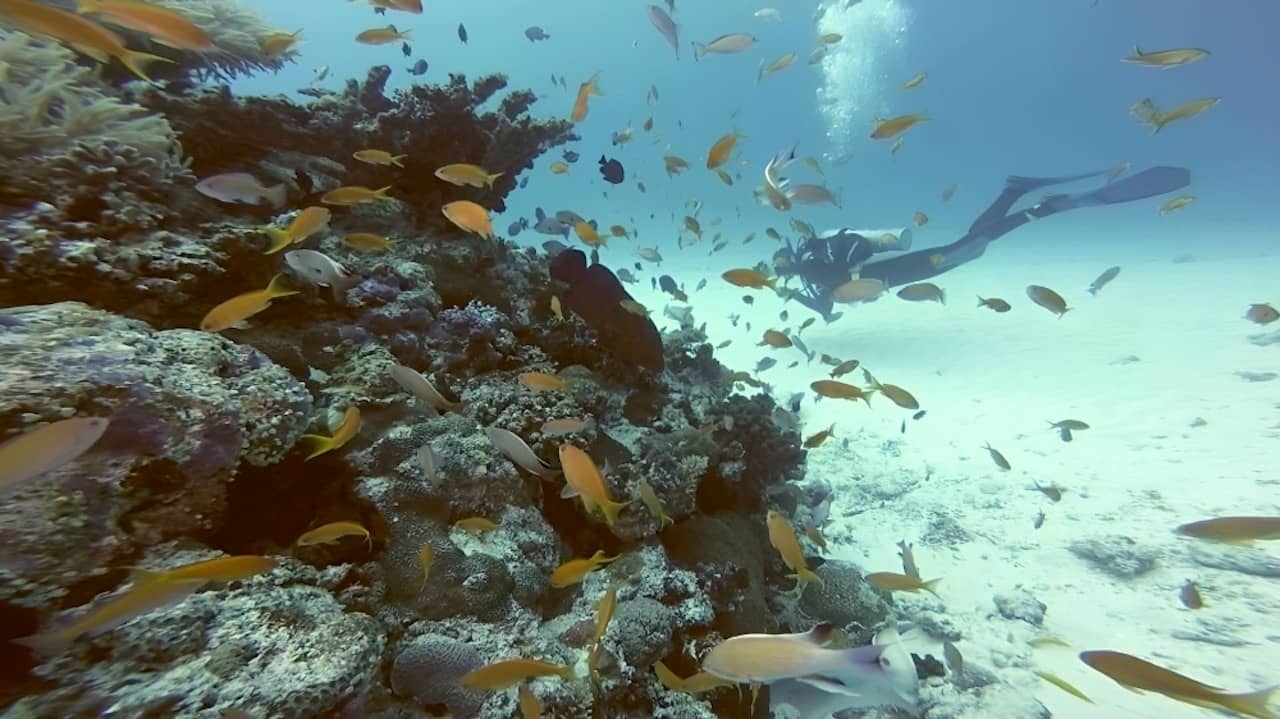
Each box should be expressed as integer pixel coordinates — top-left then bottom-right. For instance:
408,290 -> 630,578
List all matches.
284,250 -> 360,301
195,173 -> 286,208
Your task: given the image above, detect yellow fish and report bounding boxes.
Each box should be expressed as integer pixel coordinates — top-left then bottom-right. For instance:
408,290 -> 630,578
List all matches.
418,543 -> 433,591
872,113 -> 928,140
766,511 -> 824,591
549,161 -> 569,174
558,443 -> 630,526
1,0 -> 169,80
76,0 -> 214,51
260,29 -> 302,57
264,206 -> 330,254
353,149 -> 407,167
128,555 -> 276,585
199,273 -> 298,332
343,232 -> 392,251
460,658 -> 575,690
902,72 -> 927,89
865,571 -> 940,596
550,550 -> 618,588
721,268 -> 775,289
297,406 -> 361,460
295,520 -> 371,547
1080,650 -> 1279,719
434,163 -> 503,188
441,200 -> 494,239
571,71 -> 603,123
321,185 -> 393,205
355,25 -> 411,45
575,221 -> 606,247
453,517 -> 499,533
518,685 -> 542,719
1123,46 -> 1209,69
519,371 -> 569,391
637,479 -> 674,528
706,130 -> 744,170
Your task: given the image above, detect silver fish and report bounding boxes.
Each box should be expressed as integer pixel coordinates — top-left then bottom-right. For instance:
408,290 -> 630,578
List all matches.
486,426 -> 558,479
283,250 -> 360,302
645,5 -> 679,58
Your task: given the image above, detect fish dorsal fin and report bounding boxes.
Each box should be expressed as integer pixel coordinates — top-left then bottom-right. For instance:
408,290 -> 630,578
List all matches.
873,626 -> 902,645
804,623 -> 838,645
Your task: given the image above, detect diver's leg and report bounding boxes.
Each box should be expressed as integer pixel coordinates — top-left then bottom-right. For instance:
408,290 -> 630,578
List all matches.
968,168 -> 1112,233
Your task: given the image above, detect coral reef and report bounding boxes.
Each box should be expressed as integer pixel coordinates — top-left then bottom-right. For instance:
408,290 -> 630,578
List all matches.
0,30 -> 189,232
0,303 -> 311,610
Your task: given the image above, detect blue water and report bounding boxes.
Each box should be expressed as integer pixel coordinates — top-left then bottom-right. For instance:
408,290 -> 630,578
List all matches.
236,0 -> 1279,276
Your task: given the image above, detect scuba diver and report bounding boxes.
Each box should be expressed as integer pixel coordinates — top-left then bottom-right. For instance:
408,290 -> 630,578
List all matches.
772,165 -> 1191,320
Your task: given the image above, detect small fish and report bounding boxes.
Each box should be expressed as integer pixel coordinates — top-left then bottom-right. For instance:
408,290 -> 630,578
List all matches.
321,185 -> 393,206
977,296 -> 1011,312
1026,285 -> 1070,317
435,163 -> 502,188
759,329 -> 792,349
0,417 -> 110,494
457,22 -> 467,43
890,137 -> 905,156
460,658 -> 574,690
663,155 -> 689,176
872,113 -> 928,140
296,520 -> 371,547
645,4 -> 679,58
832,278 -> 887,303
442,200 -> 494,239
406,58 -> 428,75
540,417 -> 590,436
284,249 -> 360,301
343,232 -> 392,251
524,25 -> 550,42
637,479 -> 674,528
1244,303 -> 1279,325
401,41 -> 410,56
722,268 -> 775,289
982,442 -> 1011,470
896,282 -> 945,304
902,72 -> 927,89
1176,516 -> 1280,544
1180,579 -> 1203,609
417,543 -> 433,591
263,206 -> 330,254
78,0 -> 214,51
943,641 -> 963,675
297,406 -> 361,460
1032,481 -> 1063,502
598,156 -> 625,184
454,517 -> 498,533
1034,510 -> 1046,529
353,149 -> 407,167
563,150 -> 580,163
200,274 -> 298,332
819,32 -> 842,44
559,443 -> 630,526
1029,637 -> 1072,649
487,427 -> 557,479
1049,419 -> 1090,431
518,686 -> 541,719
196,172 -> 286,208
866,571 -> 940,596
1079,650 -> 1280,718
390,364 -> 464,413
1132,96 -> 1220,134
128,555 -> 276,586
1088,266 -> 1121,295
417,445 -> 441,482
787,184 -> 841,207
571,72 -> 603,123
1123,46 -> 1209,69
897,540 -> 920,579
757,51 -> 797,82
1035,670 -> 1094,703
259,29 -> 302,58
1159,195 -> 1195,214
830,359 -> 860,378
912,211 -> 928,227
798,317 -> 815,333
550,550 -> 619,587
942,183 -> 958,201
715,339 -> 732,349
356,25 -> 411,45
767,510 -> 824,591
811,379 -> 872,405
803,423 -> 835,449
1,0 -> 170,79
693,33 -> 757,60
755,357 -> 776,372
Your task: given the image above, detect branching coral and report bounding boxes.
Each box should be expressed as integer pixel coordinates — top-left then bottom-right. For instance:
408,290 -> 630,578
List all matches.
0,30 -> 188,230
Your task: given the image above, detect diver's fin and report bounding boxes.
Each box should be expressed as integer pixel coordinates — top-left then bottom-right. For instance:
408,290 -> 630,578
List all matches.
1046,166 -> 1190,210
1004,169 -> 1109,193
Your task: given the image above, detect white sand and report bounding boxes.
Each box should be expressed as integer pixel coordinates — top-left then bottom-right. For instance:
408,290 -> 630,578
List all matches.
643,234 -> 1280,718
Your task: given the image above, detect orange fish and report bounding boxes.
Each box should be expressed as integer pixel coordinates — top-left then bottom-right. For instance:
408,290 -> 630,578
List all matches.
199,273 -> 298,332
460,658 -> 575,690
558,443 -> 630,526
321,185 -> 393,206
441,200 -> 494,239
571,71 -> 603,123
810,380 -> 873,405
353,149 -> 407,167
575,221 -> 606,247
129,555 -> 276,585
722,268 -> 775,289
356,25 -> 411,45
766,510 -> 824,591
260,29 -> 302,57
1,0 -> 170,80
76,0 -> 215,51
706,130 -> 743,170
871,113 -> 928,140
519,372 -> 569,391
550,550 -> 618,587
264,206 -> 330,254
295,520 -> 371,548
0,417 -> 109,494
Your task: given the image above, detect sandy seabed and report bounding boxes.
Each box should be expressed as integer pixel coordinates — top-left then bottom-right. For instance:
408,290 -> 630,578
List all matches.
644,230 -> 1279,718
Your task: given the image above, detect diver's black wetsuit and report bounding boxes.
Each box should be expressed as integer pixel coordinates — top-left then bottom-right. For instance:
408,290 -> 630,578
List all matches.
774,165 -> 1191,319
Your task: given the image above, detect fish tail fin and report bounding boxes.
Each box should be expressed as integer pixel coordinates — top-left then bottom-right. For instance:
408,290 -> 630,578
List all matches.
264,273 -> 300,299
797,567 -> 825,590
391,154 -> 407,167
264,183 -> 288,209
1223,685 -> 1280,719
374,186 -> 393,201
486,172 -> 504,188
765,277 -> 777,289
263,227 -> 292,254
297,433 -> 336,460
558,664 -> 577,681
977,296 -> 986,306
923,578 -> 943,596
330,272 -> 361,303
600,499 -> 631,527
1133,45 -> 1143,57
11,628 -> 76,657
692,42 -> 704,61
118,49 -> 173,82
